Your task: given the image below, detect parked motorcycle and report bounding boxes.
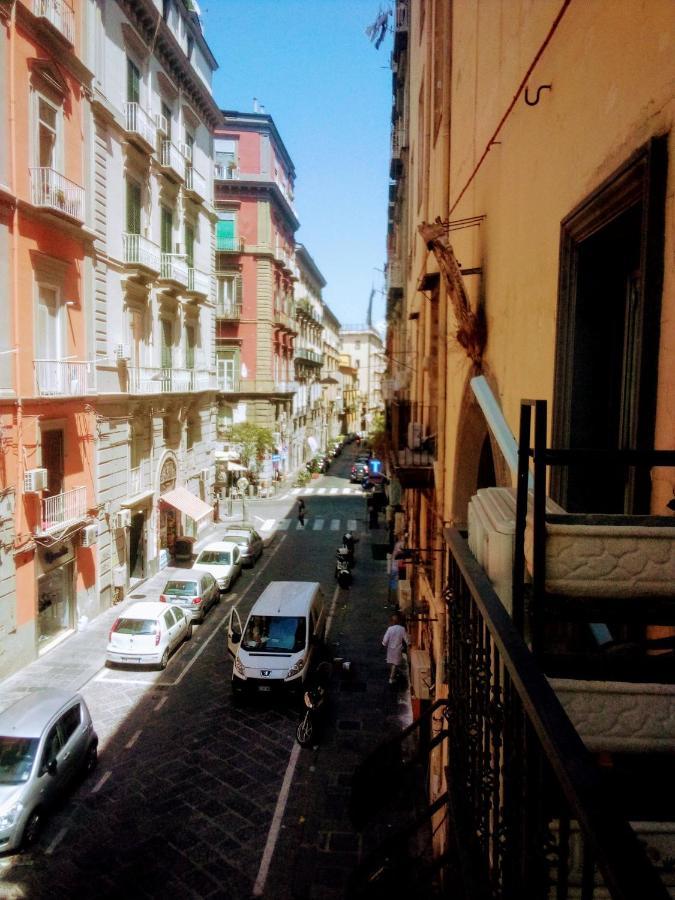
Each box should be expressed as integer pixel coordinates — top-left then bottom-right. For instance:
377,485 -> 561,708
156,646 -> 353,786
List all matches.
335,546 -> 353,588
296,662 -> 331,746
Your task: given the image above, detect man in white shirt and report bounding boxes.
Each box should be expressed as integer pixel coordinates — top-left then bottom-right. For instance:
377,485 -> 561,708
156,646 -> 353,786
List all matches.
382,612 -> 408,684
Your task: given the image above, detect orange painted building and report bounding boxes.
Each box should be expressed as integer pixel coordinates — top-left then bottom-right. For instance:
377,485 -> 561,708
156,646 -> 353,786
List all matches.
0,1 -> 98,676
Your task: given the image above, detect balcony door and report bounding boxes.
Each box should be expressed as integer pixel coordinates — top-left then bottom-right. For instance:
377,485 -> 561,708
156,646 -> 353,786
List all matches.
36,95 -> 59,170
41,427 -> 64,499
126,57 -> 140,105
217,350 -> 237,391
185,323 -> 195,370
160,318 -> 172,369
216,212 -> 236,251
161,206 -> 173,254
126,180 -> 141,236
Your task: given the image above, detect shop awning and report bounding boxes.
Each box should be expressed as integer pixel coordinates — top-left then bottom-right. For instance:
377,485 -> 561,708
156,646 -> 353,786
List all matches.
227,462 -> 247,472
160,486 -> 213,523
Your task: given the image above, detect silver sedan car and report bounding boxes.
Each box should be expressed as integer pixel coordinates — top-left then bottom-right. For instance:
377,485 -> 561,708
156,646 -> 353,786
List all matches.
159,570 -> 220,622
222,527 -> 263,567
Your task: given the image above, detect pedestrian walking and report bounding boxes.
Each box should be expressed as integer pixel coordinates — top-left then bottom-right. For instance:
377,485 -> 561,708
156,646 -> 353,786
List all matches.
297,497 -> 306,527
382,612 -> 408,684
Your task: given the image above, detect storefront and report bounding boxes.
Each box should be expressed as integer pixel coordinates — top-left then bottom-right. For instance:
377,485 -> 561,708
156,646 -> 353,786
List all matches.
158,456 -> 178,560
36,541 -> 75,654
159,484 -> 214,564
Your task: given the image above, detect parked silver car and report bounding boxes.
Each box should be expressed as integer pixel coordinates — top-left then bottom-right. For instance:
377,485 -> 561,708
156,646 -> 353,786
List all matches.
222,527 -> 263,567
0,689 -> 98,852
106,601 -> 192,669
159,570 -> 219,622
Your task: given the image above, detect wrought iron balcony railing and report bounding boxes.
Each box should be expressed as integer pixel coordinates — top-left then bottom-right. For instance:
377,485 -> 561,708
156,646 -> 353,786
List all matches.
29,168 -> 84,221
159,253 -> 188,287
39,486 -> 87,535
187,268 -> 211,297
185,165 -> 208,201
123,102 -> 156,150
216,301 -> 242,320
33,0 -> 75,44
123,233 -> 161,272
216,235 -> 244,253
160,141 -> 186,180
217,375 -> 241,393
34,359 -> 96,397
127,366 -> 213,394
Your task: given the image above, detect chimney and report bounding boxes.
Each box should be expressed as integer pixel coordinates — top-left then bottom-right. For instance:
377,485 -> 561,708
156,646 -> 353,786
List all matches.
253,98 -> 259,113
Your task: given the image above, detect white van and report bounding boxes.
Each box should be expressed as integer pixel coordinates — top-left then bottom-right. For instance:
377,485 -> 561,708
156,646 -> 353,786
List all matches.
227,581 -> 326,696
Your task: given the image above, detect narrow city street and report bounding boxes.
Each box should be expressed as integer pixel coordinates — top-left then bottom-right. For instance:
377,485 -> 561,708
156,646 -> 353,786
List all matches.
0,448 -> 416,900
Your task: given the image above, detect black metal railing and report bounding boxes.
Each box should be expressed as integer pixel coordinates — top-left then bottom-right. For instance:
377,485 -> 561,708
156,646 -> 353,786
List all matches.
444,526 -> 669,899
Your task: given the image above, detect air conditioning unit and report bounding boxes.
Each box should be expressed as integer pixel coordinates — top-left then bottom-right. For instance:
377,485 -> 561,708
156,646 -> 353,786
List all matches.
115,343 -> 130,362
24,468 -> 48,493
114,509 -> 132,529
155,113 -> 168,134
407,421 -> 425,450
81,523 -> 99,547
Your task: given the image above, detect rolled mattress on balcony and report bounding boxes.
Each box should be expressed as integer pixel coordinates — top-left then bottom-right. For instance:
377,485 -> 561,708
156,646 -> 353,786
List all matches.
525,514 -> 675,598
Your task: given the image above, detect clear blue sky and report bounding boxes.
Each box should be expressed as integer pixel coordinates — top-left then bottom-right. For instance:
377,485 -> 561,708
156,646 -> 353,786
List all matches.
200,0 -> 392,328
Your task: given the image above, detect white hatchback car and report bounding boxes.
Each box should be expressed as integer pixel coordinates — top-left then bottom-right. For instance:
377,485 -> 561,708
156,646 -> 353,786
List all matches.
106,601 -> 191,669
192,541 -> 242,592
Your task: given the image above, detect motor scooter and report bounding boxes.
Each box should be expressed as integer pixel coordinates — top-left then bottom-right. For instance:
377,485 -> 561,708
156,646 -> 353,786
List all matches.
342,532 -> 357,564
296,661 -> 331,746
335,546 -> 353,588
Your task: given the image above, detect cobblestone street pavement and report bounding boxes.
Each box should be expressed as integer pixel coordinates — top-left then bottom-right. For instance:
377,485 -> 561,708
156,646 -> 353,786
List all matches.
0,450 -> 417,899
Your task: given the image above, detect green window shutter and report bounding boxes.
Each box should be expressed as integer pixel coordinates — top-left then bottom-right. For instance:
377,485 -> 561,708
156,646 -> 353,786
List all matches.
126,181 -> 141,234
216,217 -> 235,250
185,224 -> 195,266
161,319 -> 172,368
161,207 -> 173,253
235,274 -> 243,305
127,58 -> 140,105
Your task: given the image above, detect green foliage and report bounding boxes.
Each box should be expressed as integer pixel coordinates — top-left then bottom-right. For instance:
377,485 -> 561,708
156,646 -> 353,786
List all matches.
295,469 -> 311,487
368,411 -> 387,460
227,422 -> 275,469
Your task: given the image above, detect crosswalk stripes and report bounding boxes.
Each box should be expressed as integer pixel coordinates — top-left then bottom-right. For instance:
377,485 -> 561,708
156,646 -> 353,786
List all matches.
266,517 -> 359,533
289,488 -> 301,495
329,488 -> 339,495
316,488 -> 327,494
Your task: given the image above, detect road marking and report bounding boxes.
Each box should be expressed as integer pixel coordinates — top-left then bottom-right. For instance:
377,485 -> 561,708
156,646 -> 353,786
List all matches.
330,519 -> 340,530
125,729 -> 142,749
91,770 -> 111,794
347,519 -> 357,531
253,582 -> 341,898
341,488 -> 352,494
154,696 -> 168,712
296,521 -> 305,530
312,519 -> 324,530
303,488 -> 315,495
260,518 -> 275,532
289,488 -> 301,495
329,488 -> 339,495
45,827 -> 68,855
253,742 -> 301,896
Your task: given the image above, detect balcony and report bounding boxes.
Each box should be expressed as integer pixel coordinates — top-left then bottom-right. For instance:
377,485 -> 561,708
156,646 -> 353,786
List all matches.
184,166 -> 208,202
159,253 -> 188,288
33,0 -> 75,45
274,380 -> 298,395
38,486 -> 87,535
359,526 -> 667,897
215,236 -> 244,253
213,164 -> 239,181
217,375 -> 241,393
29,167 -> 84,222
128,460 -> 151,497
396,0 -> 408,31
123,102 -> 156,153
216,301 -> 242,321
391,402 -> 436,487
294,347 -> 324,366
392,123 -> 408,158
34,359 -> 96,397
187,268 -> 211,299
127,366 -> 214,394
123,233 -> 161,275
160,141 -> 186,182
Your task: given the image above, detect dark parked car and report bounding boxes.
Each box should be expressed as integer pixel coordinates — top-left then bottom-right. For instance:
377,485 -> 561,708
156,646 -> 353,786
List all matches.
350,462 -> 369,483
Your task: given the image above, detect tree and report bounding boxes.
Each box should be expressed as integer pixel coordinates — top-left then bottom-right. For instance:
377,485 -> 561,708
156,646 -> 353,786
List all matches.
228,422 -> 275,470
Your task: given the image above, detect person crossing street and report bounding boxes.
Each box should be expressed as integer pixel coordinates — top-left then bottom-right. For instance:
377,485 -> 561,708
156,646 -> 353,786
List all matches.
297,497 -> 306,527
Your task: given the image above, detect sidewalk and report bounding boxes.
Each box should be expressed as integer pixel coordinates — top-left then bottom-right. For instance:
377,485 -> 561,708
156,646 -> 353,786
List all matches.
266,519 -> 430,900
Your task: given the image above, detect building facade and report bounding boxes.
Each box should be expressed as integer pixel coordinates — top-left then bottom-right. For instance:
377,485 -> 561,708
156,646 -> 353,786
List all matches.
0,0 -> 99,675
339,324 -> 385,433
385,0 -> 675,881
320,303 -> 343,443
90,0 -> 219,598
213,110 -> 299,481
